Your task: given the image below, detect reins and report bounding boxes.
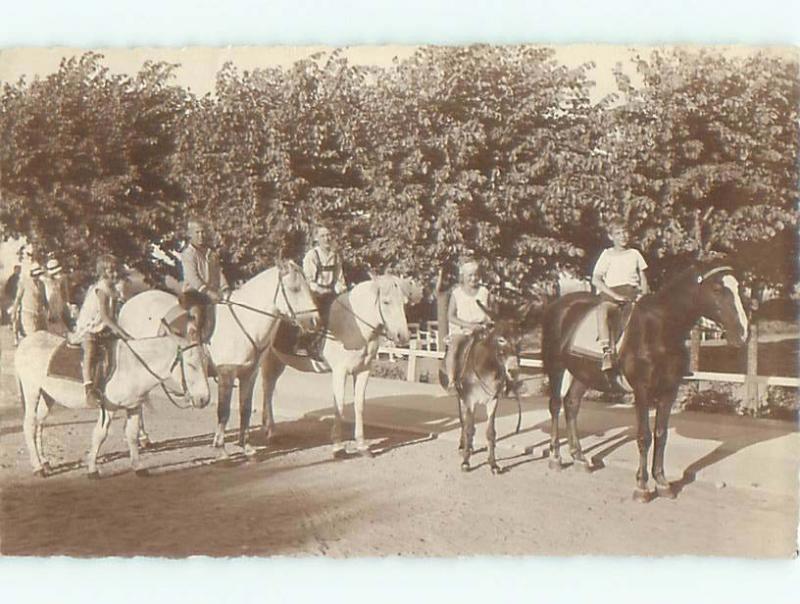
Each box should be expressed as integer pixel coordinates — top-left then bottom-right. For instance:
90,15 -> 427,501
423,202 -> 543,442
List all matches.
118,323 -> 202,410
456,330 -> 523,435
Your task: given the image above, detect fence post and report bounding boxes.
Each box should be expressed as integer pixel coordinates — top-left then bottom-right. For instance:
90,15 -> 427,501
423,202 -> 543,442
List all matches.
743,322 -> 760,414
690,326 -> 701,373
406,340 -> 418,382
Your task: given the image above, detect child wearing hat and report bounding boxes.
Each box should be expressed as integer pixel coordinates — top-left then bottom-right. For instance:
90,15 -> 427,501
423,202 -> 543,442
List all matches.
43,258 -> 71,336
11,263 -> 47,338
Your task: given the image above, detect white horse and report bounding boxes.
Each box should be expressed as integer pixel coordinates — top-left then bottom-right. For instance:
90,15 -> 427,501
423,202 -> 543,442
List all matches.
118,260 -> 319,457
261,275 -> 421,458
15,327 -> 210,478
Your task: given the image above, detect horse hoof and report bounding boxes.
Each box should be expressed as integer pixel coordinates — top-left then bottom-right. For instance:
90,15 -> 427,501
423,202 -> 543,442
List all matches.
87,471 -> 101,480
356,447 -> 374,459
333,449 -> 349,461
135,468 -> 150,477
33,468 -> 47,478
139,438 -> 152,450
656,484 -> 676,499
572,461 -> 593,473
490,464 -> 502,475
243,444 -> 258,458
632,488 -> 652,503
42,461 -> 52,473
460,462 -> 470,472
548,458 -> 563,472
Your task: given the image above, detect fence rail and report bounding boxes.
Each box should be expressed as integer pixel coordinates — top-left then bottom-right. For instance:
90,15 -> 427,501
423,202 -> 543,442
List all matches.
377,342 -> 800,392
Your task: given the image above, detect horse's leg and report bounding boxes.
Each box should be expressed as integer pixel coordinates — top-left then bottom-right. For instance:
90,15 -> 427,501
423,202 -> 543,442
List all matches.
564,379 -> 592,472
460,399 -> 475,471
352,369 -> 372,457
87,409 -> 113,479
548,369 -> 566,471
33,395 -> 53,474
652,390 -> 678,499
486,396 -> 501,474
632,394 -> 653,502
331,368 -> 348,459
237,366 -> 258,456
213,369 -> 235,458
137,401 -> 152,448
21,384 -> 45,476
259,353 -> 285,442
125,407 -> 146,475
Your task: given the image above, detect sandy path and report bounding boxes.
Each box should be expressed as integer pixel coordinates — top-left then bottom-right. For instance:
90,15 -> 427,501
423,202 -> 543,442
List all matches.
1,399 -> 796,557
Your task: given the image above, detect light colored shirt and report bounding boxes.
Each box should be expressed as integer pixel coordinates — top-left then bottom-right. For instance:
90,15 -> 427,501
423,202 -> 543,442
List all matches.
13,276 -> 46,315
72,280 -> 117,340
450,285 -> 490,336
180,243 -> 228,294
303,246 -> 346,295
592,248 -> 648,289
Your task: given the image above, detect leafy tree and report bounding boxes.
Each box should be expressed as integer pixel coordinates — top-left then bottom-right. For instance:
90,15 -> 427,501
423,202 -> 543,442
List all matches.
605,49 -> 799,292
0,52 -> 189,291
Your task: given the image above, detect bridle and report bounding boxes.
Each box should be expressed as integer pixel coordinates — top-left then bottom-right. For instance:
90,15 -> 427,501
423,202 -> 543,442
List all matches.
121,323 -> 205,409
456,327 -> 523,434
222,265 -> 318,356
697,265 -> 734,284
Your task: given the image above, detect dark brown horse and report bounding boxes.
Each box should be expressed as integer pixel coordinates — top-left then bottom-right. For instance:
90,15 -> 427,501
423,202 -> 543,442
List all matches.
441,319 -> 523,474
536,259 -> 749,501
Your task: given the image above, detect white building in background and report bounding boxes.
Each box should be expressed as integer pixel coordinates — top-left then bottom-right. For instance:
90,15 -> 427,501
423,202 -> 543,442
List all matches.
558,269 -> 591,296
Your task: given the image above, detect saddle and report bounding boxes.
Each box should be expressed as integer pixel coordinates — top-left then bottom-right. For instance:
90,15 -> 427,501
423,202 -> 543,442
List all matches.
567,297 -> 634,361
162,298 -> 216,343
47,338 -> 118,390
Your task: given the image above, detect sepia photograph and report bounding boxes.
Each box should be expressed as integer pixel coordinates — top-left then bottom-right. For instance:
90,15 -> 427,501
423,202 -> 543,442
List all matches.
1,0 -> 799,600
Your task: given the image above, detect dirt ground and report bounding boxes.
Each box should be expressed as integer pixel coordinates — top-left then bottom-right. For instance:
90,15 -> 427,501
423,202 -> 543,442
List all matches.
1,395 -> 797,558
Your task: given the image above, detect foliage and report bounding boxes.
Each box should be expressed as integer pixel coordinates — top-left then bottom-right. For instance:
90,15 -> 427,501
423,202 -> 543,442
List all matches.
2,47 -> 798,301
0,53 -> 189,291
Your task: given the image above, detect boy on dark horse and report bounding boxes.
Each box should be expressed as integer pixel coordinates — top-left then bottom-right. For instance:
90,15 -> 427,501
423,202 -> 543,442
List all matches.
591,219 -> 649,372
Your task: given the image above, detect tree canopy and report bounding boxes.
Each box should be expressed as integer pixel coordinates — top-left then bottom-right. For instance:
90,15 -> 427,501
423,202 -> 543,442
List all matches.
1,47 -> 797,302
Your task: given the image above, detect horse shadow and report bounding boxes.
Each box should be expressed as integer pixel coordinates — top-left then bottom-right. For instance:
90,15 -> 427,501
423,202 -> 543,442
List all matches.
521,395 -> 798,493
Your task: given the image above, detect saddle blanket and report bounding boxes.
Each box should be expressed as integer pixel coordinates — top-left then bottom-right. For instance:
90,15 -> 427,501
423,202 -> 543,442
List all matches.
47,341 -> 83,382
47,339 -> 117,385
567,302 -> 631,359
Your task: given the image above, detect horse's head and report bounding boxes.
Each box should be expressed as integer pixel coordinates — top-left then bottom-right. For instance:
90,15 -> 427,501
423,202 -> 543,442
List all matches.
275,259 -> 320,332
695,262 -> 749,347
486,318 -> 523,384
163,325 -> 211,409
371,275 -> 413,346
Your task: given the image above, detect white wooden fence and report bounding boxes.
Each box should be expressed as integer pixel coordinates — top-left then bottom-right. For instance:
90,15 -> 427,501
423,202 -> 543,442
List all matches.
379,323 -> 799,411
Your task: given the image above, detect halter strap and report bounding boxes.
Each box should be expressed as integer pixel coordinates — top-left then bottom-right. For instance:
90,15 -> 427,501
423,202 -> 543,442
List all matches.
698,265 -> 734,283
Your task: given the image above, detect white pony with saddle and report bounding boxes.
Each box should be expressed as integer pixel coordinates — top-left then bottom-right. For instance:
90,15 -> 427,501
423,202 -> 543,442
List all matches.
263,274 -> 423,458
119,259 -> 320,458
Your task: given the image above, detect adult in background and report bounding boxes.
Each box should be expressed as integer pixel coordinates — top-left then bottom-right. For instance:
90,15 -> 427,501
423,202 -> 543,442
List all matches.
180,217 -> 230,339
42,258 -> 71,337
2,264 -> 22,325
12,263 -> 47,339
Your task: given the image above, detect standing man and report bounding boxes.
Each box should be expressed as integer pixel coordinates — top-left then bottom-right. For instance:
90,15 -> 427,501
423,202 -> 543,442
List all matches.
12,263 -> 47,339
43,258 -> 71,336
302,224 -> 347,318
2,264 -> 22,325
180,218 -> 229,339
